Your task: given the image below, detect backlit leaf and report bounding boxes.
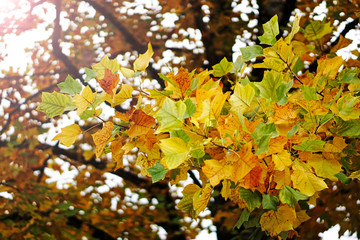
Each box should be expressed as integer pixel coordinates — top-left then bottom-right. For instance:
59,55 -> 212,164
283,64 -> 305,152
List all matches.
155,98 -> 186,133
212,57 -> 233,77
74,86 -> 96,115
97,68 -> 120,97
147,162 -> 168,183
37,91 -> 72,118
52,124 -> 82,147
58,75 -> 82,95
92,122 -> 114,158
133,42 -> 153,71
240,45 -> 263,61
258,15 -> 279,45
160,137 -> 190,169
127,109 -> 155,138
92,55 -> 119,79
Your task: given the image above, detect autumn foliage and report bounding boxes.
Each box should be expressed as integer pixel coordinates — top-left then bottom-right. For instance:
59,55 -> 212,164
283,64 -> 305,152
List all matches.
36,14 -> 360,238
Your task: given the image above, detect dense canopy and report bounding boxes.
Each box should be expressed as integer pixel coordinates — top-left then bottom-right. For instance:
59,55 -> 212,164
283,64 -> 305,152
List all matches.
0,0 -> 360,239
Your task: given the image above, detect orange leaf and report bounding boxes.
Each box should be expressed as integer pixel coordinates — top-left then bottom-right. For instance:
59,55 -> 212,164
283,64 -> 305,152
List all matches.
111,138 -> 124,170
228,142 -> 258,183
127,109 -> 155,138
167,67 -> 192,97
98,68 -> 120,97
92,121 -> 114,158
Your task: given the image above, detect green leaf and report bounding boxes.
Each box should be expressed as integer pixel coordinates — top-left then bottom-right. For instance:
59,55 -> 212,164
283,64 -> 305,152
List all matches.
293,140 -> 325,152
212,57 -> 233,77
79,109 -> 96,120
335,172 -> 351,184
155,98 -> 186,133
84,67 -> 97,82
338,68 -> 360,84
92,55 -> 119,79
147,89 -> 173,98
240,45 -> 263,61
158,73 -> 177,87
170,130 -> 190,143
37,92 -> 72,118
147,162 -> 168,183
279,186 -> 308,208
331,94 -> 360,121
231,55 -> 245,74
332,119 -> 360,138
276,80 -> 293,105
57,75 -> 83,95
190,147 -> 205,159
287,124 -> 299,138
301,85 -> 319,100
184,98 -> 196,118
234,208 -> 250,229
258,15 -> 279,45
238,187 -> 262,211
262,194 -> 279,210
252,122 -> 278,155
256,70 -> 283,103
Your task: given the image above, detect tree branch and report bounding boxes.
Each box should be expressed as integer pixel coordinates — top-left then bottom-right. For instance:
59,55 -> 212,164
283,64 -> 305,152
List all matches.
52,0 -> 89,87
84,0 -> 165,89
0,83 -> 57,135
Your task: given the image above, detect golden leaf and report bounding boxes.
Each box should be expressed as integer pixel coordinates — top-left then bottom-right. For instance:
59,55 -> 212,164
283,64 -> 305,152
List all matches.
260,205 -> 296,237
133,42 -> 153,71
52,124 -> 82,147
74,86 -> 95,115
92,121 -> 114,158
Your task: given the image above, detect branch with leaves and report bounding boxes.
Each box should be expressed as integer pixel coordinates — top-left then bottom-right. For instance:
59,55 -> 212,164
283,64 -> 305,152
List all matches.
37,14 -> 360,239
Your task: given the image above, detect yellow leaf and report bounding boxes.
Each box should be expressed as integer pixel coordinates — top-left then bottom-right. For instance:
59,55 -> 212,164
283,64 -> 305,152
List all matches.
293,210 -> 311,228
286,14 -> 301,44
160,137 -> 190,169
52,124 -> 82,147
193,183 -> 213,216
307,153 -> 342,181
316,56 -> 343,80
133,42 -> 153,71
211,91 -> 230,120
92,122 -> 114,158
291,162 -> 327,196
272,150 -> 292,171
177,184 -> 201,216
202,160 -> 230,186
120,67 -> 134,78
103,84 -> 133,107
92,55 -> 119,80
74,86 -> 95,115
324,136 -> 347,153
273,168 -> 291,190
220,180 -> 231,200
229,83 -> 255,115
260,205 -> 296,237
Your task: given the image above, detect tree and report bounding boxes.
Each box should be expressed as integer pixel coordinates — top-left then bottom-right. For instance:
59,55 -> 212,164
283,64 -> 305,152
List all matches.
0,0 -> 360,239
